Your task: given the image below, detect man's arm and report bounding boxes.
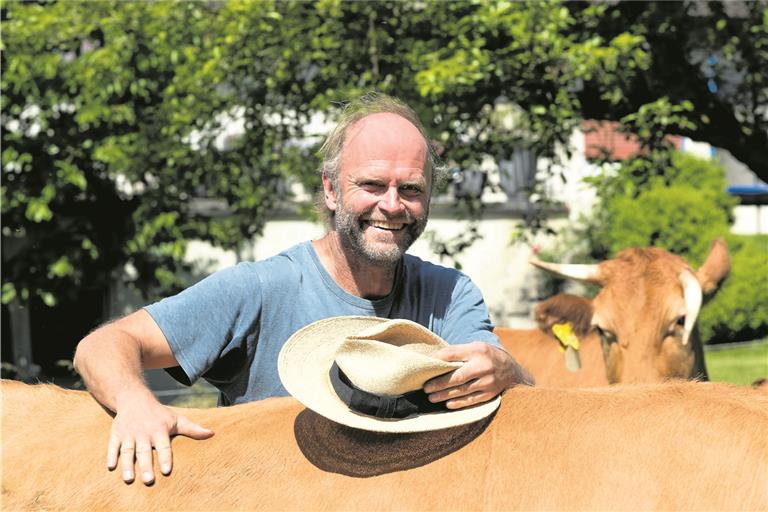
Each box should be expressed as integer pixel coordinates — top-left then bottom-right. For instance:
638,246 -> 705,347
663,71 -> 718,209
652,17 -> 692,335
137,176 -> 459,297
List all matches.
424,342 -> 534,408
73,309 -> 213,485
422,273 -> 534,407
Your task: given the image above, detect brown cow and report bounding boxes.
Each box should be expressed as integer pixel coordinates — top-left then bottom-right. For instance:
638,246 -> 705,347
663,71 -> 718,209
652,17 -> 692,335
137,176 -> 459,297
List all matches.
496,239 -> 730,386
2,379 -> 766,511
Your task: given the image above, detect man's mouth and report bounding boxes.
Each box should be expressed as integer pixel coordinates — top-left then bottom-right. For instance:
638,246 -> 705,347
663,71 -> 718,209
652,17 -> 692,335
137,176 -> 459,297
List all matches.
366,219 -> 406,231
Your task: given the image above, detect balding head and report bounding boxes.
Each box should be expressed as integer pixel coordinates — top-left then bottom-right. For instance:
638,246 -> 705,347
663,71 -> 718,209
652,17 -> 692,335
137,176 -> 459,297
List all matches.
317,94 -> 445,225
340,113 -> 429,186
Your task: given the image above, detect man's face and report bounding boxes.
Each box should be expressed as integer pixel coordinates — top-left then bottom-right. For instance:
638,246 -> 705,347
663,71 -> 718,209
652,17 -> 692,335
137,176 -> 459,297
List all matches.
324,113 -> 431,265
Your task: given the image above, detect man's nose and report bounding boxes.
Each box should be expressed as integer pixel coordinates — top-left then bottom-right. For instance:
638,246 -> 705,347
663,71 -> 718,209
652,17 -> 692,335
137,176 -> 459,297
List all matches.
378,186 -> 405,214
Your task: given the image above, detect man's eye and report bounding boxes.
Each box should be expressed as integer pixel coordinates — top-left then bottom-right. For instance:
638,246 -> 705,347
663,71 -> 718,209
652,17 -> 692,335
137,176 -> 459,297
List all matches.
400,185 -> 423,195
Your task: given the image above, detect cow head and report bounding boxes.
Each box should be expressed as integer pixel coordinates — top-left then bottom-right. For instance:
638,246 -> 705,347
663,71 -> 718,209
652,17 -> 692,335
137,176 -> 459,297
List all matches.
530,239 -> 730,384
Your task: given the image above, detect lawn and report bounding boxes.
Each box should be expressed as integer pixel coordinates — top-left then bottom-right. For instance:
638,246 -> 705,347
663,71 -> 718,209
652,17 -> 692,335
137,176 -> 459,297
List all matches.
704,338 -> 768,386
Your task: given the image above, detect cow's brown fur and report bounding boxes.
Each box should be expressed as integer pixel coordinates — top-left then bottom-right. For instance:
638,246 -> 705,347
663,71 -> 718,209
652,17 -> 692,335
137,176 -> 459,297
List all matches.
497,240 -> 730,386
2,379 -> 766,511
496,326 -> 609,386
533,294 -> 594,338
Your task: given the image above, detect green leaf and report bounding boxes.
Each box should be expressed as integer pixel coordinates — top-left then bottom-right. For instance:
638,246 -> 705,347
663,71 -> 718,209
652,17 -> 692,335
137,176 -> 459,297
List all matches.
25,200 -> 53,223
1,283 -> 17,304
40,291 -> 57,307
49,256 -> 74,278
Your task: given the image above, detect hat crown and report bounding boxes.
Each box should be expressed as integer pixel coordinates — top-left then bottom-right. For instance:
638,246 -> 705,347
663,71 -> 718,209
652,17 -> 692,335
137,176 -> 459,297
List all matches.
335,337 -> 459,395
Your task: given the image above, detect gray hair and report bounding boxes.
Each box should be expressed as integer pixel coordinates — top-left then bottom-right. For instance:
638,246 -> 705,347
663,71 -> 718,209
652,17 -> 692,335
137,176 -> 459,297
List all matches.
316,93 -> 446,223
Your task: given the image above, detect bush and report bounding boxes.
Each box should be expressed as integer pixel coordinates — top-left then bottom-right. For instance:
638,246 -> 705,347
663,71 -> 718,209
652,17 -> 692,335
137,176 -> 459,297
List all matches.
699,235 -> 768,343
605,185 -> 731,261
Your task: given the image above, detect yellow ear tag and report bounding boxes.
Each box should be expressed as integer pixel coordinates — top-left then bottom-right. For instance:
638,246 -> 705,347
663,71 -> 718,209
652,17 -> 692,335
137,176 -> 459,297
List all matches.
552,322 -> 581,372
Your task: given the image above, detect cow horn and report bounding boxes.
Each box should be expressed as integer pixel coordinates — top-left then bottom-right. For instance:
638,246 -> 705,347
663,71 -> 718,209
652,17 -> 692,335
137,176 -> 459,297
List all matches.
529,258 -> 603,285
679,270 -> 703,346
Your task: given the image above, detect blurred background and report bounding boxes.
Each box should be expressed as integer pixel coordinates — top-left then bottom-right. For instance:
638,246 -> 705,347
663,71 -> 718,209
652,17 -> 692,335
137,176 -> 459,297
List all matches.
2,0 -> 766,404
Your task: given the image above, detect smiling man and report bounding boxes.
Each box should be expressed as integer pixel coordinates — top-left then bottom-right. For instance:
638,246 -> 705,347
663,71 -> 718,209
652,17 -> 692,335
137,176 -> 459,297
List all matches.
314,111 -> 431,296
74,93 -> 533,486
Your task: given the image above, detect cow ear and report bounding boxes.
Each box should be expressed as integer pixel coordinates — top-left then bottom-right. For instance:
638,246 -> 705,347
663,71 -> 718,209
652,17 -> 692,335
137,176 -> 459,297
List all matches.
534,294 -> 594,338
696,238 -> 730,295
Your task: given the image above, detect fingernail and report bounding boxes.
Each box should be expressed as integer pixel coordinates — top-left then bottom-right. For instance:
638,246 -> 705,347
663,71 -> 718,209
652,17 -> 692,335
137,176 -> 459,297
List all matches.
142,472 -> 154,483
123,471 -> 134,482
161,464 -> 171,475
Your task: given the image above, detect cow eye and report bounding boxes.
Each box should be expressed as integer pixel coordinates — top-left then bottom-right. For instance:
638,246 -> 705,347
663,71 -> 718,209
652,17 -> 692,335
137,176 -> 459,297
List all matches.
596,325 -> 617,343
667,315 -> 686,337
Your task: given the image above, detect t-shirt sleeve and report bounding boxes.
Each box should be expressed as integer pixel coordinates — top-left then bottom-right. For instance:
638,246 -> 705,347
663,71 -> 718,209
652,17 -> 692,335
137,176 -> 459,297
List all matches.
440,274 -> 501,348
143,262 -> 262,387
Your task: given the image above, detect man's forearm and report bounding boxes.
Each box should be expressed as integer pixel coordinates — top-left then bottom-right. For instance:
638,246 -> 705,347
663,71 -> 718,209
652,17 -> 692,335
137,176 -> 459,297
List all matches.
74,325 -> 158,412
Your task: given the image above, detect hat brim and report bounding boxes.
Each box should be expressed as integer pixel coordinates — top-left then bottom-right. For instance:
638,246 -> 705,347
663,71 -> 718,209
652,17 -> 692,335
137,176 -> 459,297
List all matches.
278,316 -> 501,433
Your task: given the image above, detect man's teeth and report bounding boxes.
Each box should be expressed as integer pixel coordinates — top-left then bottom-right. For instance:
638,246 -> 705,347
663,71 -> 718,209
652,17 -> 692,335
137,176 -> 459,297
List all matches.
369,220 -> 404,230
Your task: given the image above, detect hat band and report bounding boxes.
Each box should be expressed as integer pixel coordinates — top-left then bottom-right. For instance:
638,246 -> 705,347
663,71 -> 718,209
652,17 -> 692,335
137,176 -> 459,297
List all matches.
330,362 -> 449,420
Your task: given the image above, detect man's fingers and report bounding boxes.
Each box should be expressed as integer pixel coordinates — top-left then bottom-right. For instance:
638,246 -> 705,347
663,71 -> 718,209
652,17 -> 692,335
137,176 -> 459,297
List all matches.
135,440 -> 155,485
425,357 -> 491,393
427,342 -> 494,392
173,415 -> 214,440
423,368 -> 466,394
445,390 -> 495,410
106,408 -> 212,485
428,377 -> 488,403
119,443 -> 136,483
106,434 -> 120,470
152,433 -> 173,476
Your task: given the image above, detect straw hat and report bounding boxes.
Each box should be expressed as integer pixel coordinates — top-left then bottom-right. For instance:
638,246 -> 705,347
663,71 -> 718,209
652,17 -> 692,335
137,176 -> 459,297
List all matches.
278,316 -> 501,432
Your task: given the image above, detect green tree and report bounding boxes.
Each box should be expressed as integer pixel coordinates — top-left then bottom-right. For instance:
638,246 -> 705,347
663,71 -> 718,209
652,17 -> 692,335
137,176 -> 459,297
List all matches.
416,0 -> 767,182
577,1 -> 768,183
0,0 -> 507,311
1,1 -> 305,308
584,152 -> 737,261
3,0 -> 765,335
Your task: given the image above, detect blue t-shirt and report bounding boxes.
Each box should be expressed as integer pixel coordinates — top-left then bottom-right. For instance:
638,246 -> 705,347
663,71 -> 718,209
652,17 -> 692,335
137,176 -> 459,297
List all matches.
145,241 -> 499,405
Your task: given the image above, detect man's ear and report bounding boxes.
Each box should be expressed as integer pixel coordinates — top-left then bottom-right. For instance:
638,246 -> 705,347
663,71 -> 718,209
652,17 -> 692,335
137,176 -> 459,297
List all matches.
322,172 -> 338,212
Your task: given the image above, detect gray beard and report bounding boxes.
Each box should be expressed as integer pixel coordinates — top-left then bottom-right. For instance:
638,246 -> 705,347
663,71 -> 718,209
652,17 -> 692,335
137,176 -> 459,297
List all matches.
334,199 -> 428,266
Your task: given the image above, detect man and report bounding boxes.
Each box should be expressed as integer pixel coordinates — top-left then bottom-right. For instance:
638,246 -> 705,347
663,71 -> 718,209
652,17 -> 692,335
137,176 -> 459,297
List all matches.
74,93 -> 533,486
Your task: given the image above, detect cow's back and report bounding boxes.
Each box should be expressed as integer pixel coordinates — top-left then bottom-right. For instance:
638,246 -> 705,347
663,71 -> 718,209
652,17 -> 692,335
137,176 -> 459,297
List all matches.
2,380 -> 767,511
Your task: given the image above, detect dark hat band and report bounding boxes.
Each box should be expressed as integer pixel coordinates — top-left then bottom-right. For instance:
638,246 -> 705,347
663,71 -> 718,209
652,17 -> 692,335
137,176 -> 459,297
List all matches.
329,362 -> 448,420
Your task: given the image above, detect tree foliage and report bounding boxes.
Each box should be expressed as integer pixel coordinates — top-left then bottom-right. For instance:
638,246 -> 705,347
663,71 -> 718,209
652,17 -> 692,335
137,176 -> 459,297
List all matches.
2,0 -> 765,316
584,152 -> 737,261
418,0 -> 768,181
698,235 -> 768,343
2,1 -> 307,306
577,1 -> 768,182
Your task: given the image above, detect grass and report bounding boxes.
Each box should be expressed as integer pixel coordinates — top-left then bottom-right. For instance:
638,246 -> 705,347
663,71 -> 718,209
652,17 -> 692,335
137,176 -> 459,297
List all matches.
169,381 -> 219,408
704,338 -> 768,386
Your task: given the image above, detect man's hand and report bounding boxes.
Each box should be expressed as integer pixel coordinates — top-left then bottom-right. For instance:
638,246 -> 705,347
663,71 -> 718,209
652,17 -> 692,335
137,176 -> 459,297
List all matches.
107,396 -> 214,485
424,342 -> 534,409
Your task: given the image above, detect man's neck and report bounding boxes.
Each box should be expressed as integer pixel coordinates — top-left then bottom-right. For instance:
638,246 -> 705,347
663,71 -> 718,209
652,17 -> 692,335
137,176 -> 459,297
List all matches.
312,234 -> 399,299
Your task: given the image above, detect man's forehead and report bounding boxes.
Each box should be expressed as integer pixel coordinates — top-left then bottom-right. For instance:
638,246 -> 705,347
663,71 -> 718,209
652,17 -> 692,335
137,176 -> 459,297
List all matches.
343,113 -> 427,166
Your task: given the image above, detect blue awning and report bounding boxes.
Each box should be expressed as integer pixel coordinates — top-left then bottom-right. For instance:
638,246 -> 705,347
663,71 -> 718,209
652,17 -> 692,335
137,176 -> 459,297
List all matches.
727,184 -> 768,195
